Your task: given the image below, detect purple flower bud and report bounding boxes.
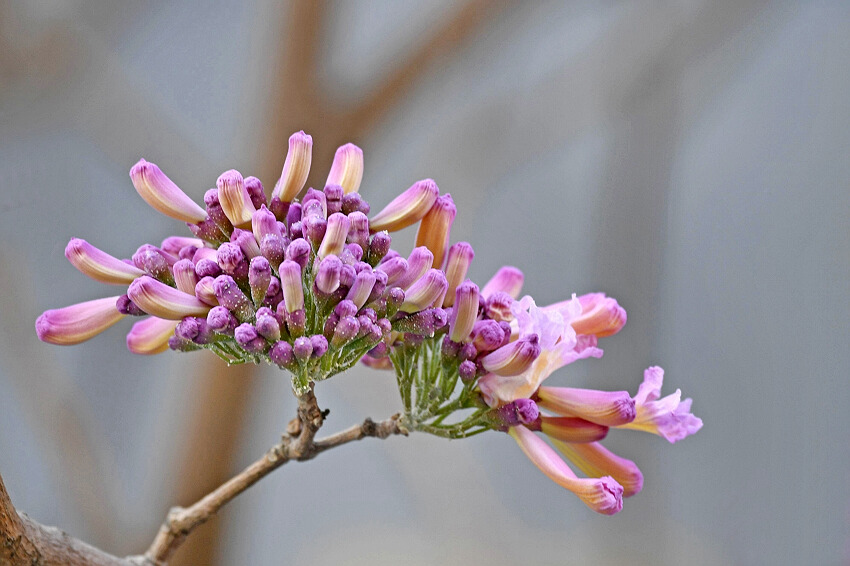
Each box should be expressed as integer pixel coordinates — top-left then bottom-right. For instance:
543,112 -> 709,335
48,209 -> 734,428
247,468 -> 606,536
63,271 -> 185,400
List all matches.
323,313 -> 339,338
485,291 -> 514,322
207,306 -> 238,335
332,300 -> 357,319
189,218 -> 228,244
231,228 -> 261,260
293,336 -> 313,360
289,221 -> 303,239
458,360 -> 477,382
285,238 -> 311,269
287,308 -> 306,338
169,335 -> 197,352
249,256 -> 272,306
431,308 -> 448,329
178,245 -> 199,261
459,342 -> 477,362
310,334 -> 329,359
218,169 -> 256,228
268,196 -> 289,221
395,247 -> 433,290
414,193 -> 456,269
303,215 -> 327,248
442,338 -> 461,358
279,260 -> 304,313
302,189 -> 327,218
449,281 -> 479,342
368,342 -> 388,359
132,244 -> 175,285
331,316 -> 359,348
235,323 -> 267,353
128,276 -> 211,319
393,309 -> 442,336
367,270 -> 388,304
204,188 -> 234,236
217,243 -> 245,275
213,275 -> 255,322
244,176 -> 267,210
339,264 -> 356,288
314,255 -> 342,295
193,247 -> 217,264
286,202 -> 303,227
270,340 -> 296,368
342,244 -> 363,263
324,184 -> 343,215
195,276 -> 218,306
173,259 -> 199,295
252,205 -> 282,246
481,334 -> 540,376
65,238 -> 145,284
366,231 -> 391,266
260,234 -> 286,270
176,316 -> 214,344
116,295 -> 145,316
376,256 -> 408,287
130,159 -> 207,223
255,308 -> 282,342
471,320 -> 506,352
326,143 -> 364,194
194,258 -> 222,279
385,287 -> 404,317
346,211 -> 370,250
496,399 -> 540,428
443,242 -> 474,307
273,130 -> 313,203
318,212 -> 350,259
399,269 -> 448,313
342,192 -> 369,215
345,270 -> 377,310
376,317 -> 392,336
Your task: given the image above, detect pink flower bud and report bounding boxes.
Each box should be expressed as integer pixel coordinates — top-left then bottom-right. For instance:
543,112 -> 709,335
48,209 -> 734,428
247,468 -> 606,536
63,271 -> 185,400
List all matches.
571,293 -> 627,338
442,242 -> 474,307
399,269 -> 448,313
317,212 -> 351,259
65,238 -> 144,284
448,281 -> 479,342
272,130 -> 313,203
128,276 -> 212,320
325,143 -> 364,195
481,266 -> 524,299
414,193 -> 456,269
552,440 -> 643,498
369,179 -> 439,233
217,169 -> 256,228
126,316 -> 179,355
536,386 -> 636,427
481,334 -> 540,376
279,260 -> 304,313
129,159 -> 207,223
36,296 -> 125,345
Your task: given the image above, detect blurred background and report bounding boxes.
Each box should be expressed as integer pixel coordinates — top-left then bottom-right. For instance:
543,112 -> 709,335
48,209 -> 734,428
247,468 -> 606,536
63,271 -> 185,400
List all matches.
1,1 -> 848,565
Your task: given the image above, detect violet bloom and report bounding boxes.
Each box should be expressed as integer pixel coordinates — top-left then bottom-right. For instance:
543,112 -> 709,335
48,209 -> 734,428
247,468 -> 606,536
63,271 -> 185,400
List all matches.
618,366 -> 703,442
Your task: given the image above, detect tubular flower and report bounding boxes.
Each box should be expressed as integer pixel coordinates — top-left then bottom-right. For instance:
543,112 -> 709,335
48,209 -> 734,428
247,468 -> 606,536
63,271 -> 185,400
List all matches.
129,159 -> 207,223
36,296 -> 126,345
369,179 -> 439,233
414,193 -> 456,269
272,130 -> 313,203
65,239 -> 145,284
325,143 -> 364,195
618,366 -> 704,442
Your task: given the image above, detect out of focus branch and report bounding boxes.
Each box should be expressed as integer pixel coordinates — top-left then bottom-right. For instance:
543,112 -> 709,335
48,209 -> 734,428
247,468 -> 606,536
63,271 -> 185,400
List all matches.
0,472 -> 152,566
145,387 -> 405,564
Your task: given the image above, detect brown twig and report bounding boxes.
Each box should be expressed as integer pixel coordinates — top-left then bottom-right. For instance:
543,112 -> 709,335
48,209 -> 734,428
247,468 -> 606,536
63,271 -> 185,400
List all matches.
144,387 -> 406,564
0,472 -> 153,566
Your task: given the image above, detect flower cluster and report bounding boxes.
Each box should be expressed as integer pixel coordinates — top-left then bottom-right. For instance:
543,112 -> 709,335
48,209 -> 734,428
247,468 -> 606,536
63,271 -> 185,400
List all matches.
36,132 -> 701,514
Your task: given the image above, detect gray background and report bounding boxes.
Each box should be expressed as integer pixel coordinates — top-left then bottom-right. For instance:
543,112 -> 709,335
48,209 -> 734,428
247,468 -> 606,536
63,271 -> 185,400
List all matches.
1,1 -> 848,565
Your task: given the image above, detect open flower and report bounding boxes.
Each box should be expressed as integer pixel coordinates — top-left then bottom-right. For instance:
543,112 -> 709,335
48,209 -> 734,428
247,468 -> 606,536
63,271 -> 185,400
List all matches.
618,366 -> 703,442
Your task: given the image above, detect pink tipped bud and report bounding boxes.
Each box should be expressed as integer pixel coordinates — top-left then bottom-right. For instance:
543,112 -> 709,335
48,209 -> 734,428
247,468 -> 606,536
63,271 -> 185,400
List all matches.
414,193 -> 456,269
65,238 -> 144,284
260,234 -> 286,271
249,256 -> 272,306
194,276 -> 219,306
317,212 -> 351,259
325,143 -> 364,195
279,260 -> 304,313
314,255 -> 342,295
132,244 -> 175,285
449,281 -> 479,342
231,228 -> 261,260
126,316 -> 179,355
572,293 -> 627,338
539,416 -> 609,444
270,340 -> 296,368
369,179 -> 439,233
129,159 -> 207,223
366,231 -> 391,266
212,275 -> 255,322
509,426 -> 623,515
442,242 -> 474,307
481,266 -> 524,299
481,334 -> 540,376
173,259 -> 200,295
217,169 -> 256,228
244,176 -> 266,209
273,130 -> 313,203
161,236 -> 204,258
128,276 -> 211,320
331,316 -> 359,348
346,270 -> 377,310
376,256 -> 408,287
536,386 -> 636,427
285,238 -> 311,269
36,296 -> 125,345
399,269 -> 448,313
552,440 -> 643,498
346,211 -> 370,250
395,247 -> 433,290
252,205 -> 283,245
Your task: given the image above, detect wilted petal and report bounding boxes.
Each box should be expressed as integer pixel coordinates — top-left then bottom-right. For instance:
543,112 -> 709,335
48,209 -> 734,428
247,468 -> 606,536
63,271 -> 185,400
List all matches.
36,296 -> 125,345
